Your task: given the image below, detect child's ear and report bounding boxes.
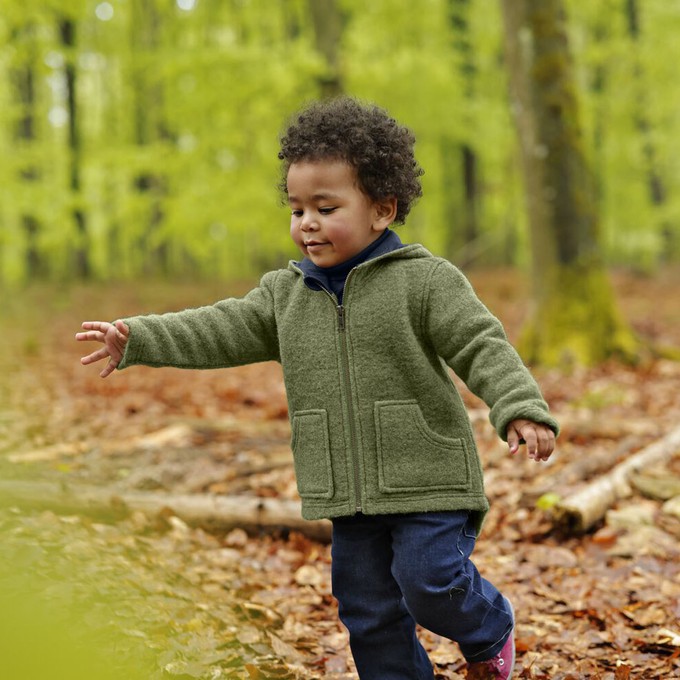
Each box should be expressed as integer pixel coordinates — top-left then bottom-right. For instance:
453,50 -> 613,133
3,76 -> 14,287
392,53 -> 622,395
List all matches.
373,197 -> 398,230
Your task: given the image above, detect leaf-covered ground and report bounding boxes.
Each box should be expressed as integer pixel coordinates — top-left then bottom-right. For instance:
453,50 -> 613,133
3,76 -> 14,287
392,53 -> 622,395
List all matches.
1,269 -> 679,679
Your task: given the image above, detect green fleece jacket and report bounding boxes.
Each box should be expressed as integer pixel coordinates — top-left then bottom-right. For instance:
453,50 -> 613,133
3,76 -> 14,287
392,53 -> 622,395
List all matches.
119,245 -> 558,525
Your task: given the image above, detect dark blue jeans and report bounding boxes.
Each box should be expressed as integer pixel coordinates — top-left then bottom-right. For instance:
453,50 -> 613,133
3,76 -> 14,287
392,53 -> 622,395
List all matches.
331,511 -> 514,679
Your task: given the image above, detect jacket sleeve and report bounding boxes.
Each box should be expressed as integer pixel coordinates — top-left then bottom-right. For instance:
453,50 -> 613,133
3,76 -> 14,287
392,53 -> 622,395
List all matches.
424,260 -> 559,441
118,270 -> 280,370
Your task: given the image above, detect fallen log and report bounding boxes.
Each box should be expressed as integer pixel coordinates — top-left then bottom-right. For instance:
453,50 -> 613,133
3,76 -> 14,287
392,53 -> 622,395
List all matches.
554,414 -> 660,441
6,418 -> 292,464
6,424 -> 196,463
522,435 -> 644,508
553,424 -> 680,533
0,480 -> 331,542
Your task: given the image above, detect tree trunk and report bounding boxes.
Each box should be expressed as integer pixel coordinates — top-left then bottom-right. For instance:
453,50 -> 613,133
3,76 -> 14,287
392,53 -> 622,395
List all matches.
307,0 -> 344,98
446,0 -> 481,267
11,24 -> 42,279
500,0 -> 638,365
59,17 -> 90,278
0,480 -> 332,542
624,0 -> 675,264
461,145 -> 479,248
131,0 -> 171,276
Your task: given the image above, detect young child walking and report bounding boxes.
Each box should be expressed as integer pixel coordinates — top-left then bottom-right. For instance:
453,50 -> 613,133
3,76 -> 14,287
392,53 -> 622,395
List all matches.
77,97 -> 558,679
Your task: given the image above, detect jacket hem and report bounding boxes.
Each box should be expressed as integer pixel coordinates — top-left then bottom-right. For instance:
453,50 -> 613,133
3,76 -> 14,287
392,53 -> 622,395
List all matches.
301,494 -> 489,522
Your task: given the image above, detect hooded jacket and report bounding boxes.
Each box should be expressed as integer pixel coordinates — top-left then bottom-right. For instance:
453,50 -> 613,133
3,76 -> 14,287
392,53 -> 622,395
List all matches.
118,245 -> 558,526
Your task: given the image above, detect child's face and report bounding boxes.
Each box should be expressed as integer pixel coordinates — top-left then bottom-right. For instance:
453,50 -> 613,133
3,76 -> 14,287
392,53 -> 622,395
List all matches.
287,160 -> 396,268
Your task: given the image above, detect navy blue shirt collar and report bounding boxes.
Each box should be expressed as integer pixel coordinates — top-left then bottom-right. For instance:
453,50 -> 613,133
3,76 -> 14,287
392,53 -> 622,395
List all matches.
296,229 -> 405,303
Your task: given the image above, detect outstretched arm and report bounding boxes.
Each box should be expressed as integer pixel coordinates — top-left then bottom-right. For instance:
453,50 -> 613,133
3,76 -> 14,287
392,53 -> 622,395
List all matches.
425,261 -> 560,443
506,419 -> 555,462
76,320 -> 130,378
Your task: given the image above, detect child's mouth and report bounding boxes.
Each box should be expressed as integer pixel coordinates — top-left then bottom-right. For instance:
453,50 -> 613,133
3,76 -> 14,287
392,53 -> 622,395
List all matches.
305,242 -> 328,252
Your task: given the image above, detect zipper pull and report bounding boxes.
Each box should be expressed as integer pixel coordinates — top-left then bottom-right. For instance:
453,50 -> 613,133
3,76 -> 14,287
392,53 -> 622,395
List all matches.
337,305 -> 345,331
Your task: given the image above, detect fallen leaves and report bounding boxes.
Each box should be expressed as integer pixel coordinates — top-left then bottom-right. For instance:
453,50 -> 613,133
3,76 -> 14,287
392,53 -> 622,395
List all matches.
2,272 -> 680,679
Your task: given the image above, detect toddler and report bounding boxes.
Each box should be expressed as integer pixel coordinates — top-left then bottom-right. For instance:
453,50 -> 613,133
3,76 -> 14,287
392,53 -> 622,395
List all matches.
77,97 -> 558,679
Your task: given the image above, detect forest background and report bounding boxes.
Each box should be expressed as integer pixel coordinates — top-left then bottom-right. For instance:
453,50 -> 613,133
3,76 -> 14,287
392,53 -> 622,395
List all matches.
2,1 -> 680,679
2,0 -> 679,287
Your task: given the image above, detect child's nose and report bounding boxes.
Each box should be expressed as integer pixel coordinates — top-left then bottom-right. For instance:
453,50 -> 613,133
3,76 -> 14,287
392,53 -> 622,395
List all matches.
301,214 -> 319,231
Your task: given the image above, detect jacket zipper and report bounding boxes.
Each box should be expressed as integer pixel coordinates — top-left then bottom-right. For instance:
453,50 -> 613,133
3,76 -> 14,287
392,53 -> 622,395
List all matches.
337,302 -> 362,513
322,272 -> 362,513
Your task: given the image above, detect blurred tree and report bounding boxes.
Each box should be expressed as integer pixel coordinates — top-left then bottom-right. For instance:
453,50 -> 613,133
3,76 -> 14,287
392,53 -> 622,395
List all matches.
444,0 -> 480,267
10,21 -> 42,277
130,0 -> 171,276
59,14 -> 89,277
0,0 -> 679,286
308,0 -> 344,97
500,0 -> 638,365
624,0 -> 674,263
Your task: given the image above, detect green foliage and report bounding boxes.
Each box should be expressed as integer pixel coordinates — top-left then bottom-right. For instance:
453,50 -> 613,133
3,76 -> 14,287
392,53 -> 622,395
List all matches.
535,491 -> 561,511
0,0 -> 678,285
567,0 -> 680,267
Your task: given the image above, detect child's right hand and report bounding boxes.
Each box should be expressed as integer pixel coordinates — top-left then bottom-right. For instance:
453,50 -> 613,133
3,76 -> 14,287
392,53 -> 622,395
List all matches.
76,320 -> 130,378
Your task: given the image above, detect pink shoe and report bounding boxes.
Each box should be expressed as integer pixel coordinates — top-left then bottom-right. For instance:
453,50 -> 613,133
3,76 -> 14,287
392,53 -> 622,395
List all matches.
466,600 -> 515,679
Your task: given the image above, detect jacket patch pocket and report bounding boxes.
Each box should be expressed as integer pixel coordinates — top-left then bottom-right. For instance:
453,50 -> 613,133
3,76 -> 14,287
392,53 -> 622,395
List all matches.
375,400 -> 470,493
291,409 -> 334,499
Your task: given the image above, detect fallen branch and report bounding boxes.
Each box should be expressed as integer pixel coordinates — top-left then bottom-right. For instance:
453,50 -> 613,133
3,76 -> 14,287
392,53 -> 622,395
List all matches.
554,424 -> 680,533
6,424 -> 196,463
554,435 -> 643,484
555,414 -> 660,441
0,480 -> 331,542
6,418 -> 292,464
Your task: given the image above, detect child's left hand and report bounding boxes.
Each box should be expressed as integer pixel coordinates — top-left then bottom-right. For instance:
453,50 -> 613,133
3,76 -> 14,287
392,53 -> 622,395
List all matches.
506,419 -> 555,462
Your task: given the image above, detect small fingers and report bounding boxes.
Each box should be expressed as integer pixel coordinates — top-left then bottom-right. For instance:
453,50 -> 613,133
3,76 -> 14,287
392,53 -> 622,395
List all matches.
99,358 -> 118,379
77,320 -> 126,378
112,320 -> 129,339
521,426 -> 539,459
507,420 -> 556,463
507,430 -> 520,455
525,425 -> 555,462
80,321 -> 111,332
77,321 -> 115,342
536,429 -> 556,461
80,347 -> 110,365
78,321 -> 123,339
76,330 -> 105,343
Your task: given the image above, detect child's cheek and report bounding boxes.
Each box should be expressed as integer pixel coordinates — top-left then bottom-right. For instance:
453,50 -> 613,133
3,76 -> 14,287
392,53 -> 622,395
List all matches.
290,222 -> 302,248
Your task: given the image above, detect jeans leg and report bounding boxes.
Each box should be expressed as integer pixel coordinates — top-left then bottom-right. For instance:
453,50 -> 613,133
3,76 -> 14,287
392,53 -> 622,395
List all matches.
390,511 -> 514,662
331,515 -> 434,680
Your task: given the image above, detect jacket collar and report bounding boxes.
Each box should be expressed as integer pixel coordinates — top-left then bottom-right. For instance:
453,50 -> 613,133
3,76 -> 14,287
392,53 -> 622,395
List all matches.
292,229 -> 403,291
289,239 -> 430,272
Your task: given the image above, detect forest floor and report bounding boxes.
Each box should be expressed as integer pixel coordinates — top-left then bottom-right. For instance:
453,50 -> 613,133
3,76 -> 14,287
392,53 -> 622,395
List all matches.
1,268 -> 679,680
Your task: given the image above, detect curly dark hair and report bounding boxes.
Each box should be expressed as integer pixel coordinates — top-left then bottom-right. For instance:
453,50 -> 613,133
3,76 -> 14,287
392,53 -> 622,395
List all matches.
278,97 -> 423,225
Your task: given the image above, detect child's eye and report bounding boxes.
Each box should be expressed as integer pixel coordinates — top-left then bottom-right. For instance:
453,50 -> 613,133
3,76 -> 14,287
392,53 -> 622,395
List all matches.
319,207 -> 336,215
291,209 -> 303,217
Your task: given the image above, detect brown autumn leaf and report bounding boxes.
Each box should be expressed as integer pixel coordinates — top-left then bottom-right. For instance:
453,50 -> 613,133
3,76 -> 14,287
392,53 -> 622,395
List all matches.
2,272 -> 680,679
